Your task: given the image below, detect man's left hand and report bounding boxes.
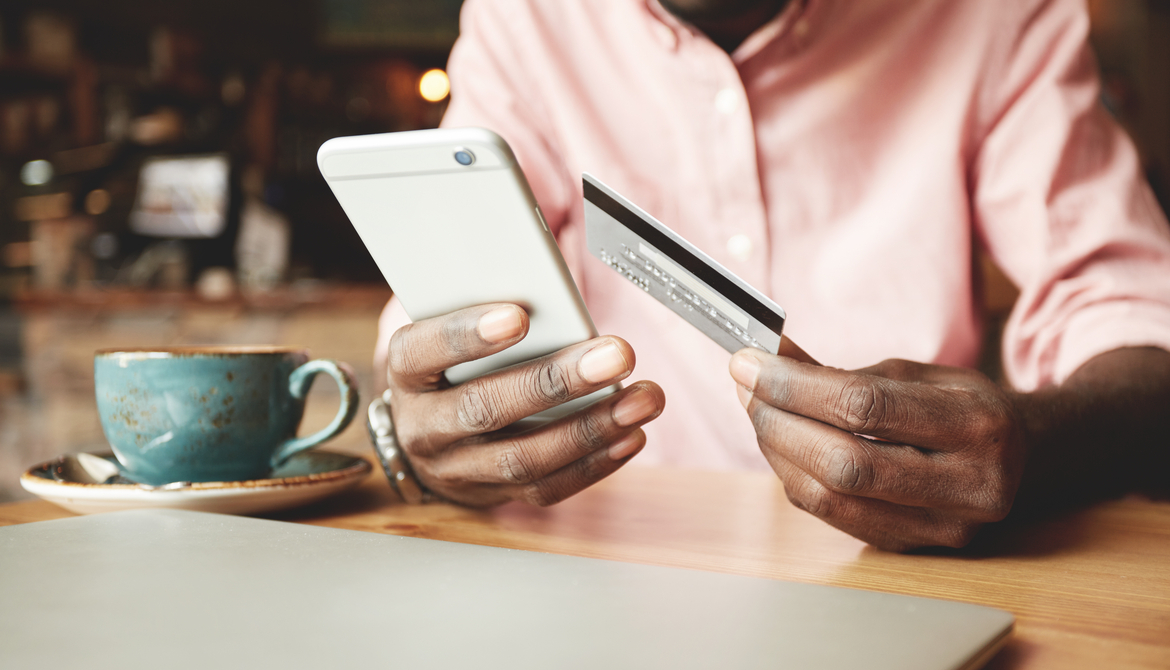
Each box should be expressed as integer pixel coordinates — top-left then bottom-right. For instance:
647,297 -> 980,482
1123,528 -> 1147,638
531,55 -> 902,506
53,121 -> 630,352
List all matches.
730,350 -> 1026,552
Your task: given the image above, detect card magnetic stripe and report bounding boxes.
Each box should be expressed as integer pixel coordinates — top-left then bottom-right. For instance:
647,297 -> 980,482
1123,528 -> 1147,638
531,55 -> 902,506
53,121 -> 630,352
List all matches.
583,175 -> 785,354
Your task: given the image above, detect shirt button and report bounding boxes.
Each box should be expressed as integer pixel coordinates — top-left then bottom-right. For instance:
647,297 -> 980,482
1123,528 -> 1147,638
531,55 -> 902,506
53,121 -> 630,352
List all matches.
726,234 -> 753,262
714,88 -> 739,115
654,24 -> 678,50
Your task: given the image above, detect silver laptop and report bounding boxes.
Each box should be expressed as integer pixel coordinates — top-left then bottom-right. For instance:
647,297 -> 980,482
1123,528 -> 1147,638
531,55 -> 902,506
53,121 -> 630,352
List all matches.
0,509 -> 1011,669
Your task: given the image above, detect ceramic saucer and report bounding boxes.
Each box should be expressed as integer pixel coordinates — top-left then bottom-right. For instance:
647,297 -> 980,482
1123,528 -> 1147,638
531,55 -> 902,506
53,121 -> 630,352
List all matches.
20,449 -> 371,515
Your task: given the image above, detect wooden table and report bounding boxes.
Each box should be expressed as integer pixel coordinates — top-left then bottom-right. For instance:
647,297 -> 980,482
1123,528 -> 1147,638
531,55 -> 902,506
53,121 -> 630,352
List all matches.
2,465 -> 1167,669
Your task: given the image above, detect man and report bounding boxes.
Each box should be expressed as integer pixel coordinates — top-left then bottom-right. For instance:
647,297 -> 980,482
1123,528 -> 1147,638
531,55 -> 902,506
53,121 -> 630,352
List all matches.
374,0 -> 1170,551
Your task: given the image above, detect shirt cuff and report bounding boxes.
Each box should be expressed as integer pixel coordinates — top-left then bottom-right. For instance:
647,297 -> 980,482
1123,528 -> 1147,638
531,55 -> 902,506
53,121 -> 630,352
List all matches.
1051,300 -> 1170,385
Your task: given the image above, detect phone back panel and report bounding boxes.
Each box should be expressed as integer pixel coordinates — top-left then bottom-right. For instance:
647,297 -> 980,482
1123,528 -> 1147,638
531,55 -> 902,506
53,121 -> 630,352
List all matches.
319,128 -> 598,385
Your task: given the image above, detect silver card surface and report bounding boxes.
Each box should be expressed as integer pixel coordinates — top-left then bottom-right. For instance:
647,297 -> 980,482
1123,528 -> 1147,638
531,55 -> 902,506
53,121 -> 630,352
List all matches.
583,173 -> 785,355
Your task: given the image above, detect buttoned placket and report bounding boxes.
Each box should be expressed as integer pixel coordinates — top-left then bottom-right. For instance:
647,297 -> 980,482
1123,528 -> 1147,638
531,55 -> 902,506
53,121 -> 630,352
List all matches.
724,1 -> 814,299
682,50 -> 772,295
643,0 -> 812,298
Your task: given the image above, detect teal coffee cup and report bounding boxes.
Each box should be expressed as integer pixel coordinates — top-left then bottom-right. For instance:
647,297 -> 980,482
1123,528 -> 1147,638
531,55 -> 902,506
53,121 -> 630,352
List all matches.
95,347 -> 360,485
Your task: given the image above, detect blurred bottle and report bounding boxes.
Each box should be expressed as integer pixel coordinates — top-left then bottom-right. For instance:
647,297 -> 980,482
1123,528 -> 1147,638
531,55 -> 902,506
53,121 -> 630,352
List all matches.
235,166 -> 289,292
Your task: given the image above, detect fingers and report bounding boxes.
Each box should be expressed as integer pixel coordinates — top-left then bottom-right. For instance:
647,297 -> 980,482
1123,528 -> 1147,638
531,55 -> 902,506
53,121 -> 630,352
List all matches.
404,336 -> 640,448
419,382 -> 664,483
765,450 -> 983,550
733,351 -> 1022,550
387,304 -> 529,392
747,398 -> 1011,518
456,429 -> 647,509
410,382 -> 664,508
730,350 -> 991,448
510,429 -> 647,506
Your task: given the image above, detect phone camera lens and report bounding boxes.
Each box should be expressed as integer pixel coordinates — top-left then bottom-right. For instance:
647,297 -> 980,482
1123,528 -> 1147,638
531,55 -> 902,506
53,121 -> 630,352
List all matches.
453,149 -> 476,166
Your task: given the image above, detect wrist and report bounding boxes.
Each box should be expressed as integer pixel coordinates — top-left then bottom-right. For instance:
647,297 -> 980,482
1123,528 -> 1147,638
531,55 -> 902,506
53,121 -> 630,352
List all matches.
1005,347 -> 1170,510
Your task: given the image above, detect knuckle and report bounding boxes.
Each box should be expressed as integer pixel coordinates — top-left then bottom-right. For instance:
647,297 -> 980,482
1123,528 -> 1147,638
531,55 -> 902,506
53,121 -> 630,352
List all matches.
565,411 -> 611,454
962,393 -> 1016,445
496,447 -> 536,485
439,316 -> 475,361
838,377 -> 888,433
880,358 -> 916,379
974,479 -> 1014,522
942,455 -> 1016,524
387,328 -> 424,378
523,360 -> 574,406
456,383 -> 506,433
967,405 -> 1007,442
989,405 -> 1016,442
822,445 -> 871,494
788,479 -> 836,519
804,486 -> 835,518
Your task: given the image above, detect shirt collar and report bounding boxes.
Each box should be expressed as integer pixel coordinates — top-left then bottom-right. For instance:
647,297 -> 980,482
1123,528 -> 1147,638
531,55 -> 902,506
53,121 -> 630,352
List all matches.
644,0 -> 812,62
733,0 -> 808,62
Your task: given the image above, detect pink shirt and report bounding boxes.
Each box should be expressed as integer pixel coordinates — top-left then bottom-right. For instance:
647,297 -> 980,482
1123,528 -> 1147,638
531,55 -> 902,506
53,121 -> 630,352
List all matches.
378,0 -> 1170,470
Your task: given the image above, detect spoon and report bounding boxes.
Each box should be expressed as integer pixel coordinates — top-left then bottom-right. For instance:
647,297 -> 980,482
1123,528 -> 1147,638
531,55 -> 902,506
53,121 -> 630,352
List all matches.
52,453 -> 143,486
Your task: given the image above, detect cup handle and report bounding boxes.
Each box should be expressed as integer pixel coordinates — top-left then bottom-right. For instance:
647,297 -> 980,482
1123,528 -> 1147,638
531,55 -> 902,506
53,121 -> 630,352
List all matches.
270,359 -> 360,468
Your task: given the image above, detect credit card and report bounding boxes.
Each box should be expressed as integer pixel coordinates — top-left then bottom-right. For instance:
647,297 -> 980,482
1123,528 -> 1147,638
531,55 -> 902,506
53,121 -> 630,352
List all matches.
583,173 -> 786,355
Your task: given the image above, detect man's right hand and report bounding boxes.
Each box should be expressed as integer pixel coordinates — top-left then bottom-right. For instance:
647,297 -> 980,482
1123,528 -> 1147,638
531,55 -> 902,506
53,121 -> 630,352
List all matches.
385,303 -> 665,507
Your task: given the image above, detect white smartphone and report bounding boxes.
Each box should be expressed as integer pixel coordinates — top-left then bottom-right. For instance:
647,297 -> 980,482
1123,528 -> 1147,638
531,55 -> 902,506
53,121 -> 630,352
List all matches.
318,127 -> 613,419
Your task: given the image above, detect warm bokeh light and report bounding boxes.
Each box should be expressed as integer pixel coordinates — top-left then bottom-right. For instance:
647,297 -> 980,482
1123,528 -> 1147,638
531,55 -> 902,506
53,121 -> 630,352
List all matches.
418,69 -> 450,102
85,189 -> 112,215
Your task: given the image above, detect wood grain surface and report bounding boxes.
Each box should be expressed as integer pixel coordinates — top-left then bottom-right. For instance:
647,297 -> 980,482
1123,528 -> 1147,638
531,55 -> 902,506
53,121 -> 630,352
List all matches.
3,464 -> 1168,669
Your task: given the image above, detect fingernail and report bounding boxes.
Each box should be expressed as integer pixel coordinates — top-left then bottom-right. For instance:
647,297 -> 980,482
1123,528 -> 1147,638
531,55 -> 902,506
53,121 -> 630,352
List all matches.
612,388 -> 659,427
729,351 -> 761,391
579,342 -> 629,384
478,307 -> 523,343
608,432 -> 644,460
736,384 -> 752,410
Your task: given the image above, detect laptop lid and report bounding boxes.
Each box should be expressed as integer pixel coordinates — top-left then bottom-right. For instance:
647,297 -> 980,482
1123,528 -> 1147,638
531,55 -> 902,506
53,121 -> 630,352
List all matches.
0,509 -> 1011,669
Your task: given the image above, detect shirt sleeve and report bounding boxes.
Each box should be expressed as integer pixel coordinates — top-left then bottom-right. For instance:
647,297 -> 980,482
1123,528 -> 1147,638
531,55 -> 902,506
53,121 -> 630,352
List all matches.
374,0 -> 575,375
971,0 -> 1170,390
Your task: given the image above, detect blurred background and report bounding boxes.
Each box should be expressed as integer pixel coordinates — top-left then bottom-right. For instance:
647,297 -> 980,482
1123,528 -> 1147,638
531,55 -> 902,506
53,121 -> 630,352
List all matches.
0,0 -> 1166,501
